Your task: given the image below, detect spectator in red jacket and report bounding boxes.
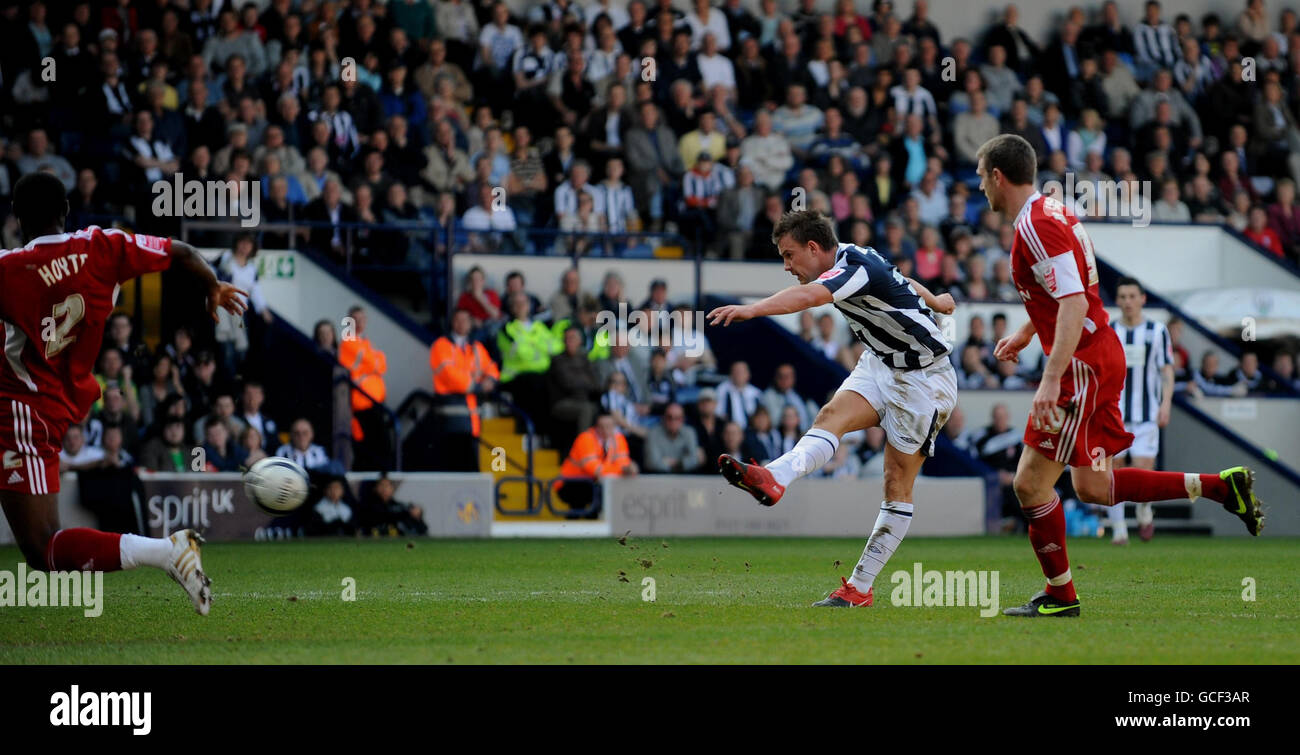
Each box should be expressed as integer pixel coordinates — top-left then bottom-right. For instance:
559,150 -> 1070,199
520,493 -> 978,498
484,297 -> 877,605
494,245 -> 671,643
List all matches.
1245,206 -> 1285,258
454,266 -> 503,329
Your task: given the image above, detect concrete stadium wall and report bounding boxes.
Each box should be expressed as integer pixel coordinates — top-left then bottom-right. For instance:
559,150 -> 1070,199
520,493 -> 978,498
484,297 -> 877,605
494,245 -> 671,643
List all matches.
1165,403 -> 1300,536
1186,397 -> 1300,468
1090,223 -> 1300,297
605,474 -> 986,537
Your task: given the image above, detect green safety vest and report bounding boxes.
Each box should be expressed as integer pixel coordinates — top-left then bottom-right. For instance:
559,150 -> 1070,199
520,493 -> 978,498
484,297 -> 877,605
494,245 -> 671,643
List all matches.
498,319 -> 561,382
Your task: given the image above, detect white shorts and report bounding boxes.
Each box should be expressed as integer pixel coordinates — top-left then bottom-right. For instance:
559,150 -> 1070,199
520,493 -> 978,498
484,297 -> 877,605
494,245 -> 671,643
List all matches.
838,352 -> 958,457
1122,421 -> 1160,459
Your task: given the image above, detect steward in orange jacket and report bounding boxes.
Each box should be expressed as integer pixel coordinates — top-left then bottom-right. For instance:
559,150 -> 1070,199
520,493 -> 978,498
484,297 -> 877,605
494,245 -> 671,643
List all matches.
339,307 -> 388,415
431,310 -> 500,437
338,306 -> 390,469
554,414 -> 637,516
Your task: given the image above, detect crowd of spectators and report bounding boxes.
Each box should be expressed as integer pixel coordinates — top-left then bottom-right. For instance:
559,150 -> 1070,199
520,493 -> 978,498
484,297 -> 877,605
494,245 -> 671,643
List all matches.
63,302 -> 343,478
4,0 -> 1300,298
3,1 -> 1299,521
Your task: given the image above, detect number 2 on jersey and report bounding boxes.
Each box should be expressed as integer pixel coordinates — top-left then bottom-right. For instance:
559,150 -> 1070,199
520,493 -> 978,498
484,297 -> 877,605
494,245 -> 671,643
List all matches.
43,294 -> 86,358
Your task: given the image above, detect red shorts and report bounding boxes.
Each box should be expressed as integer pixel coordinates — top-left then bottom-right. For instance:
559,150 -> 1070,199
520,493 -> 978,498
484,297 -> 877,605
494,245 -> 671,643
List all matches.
1023,337 -> 1135,469
0,398 -> 65,495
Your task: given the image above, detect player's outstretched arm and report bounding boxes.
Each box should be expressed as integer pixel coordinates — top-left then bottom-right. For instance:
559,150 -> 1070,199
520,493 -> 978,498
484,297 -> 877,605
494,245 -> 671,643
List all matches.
170,239 -> 249,322
906,277 -> 956,315
707,283 -> 833,326
994,319 -> 1037,363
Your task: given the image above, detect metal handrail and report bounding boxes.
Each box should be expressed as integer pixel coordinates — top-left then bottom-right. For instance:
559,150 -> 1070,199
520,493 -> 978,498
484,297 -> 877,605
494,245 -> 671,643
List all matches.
399,388 -> 540,514
178,216 -> 701,311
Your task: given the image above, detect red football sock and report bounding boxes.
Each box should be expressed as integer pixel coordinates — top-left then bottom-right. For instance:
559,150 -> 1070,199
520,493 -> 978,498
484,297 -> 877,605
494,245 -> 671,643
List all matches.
45,528 -> 123,572
1111,468 -> 1228,505
1024,495 -> 1076,602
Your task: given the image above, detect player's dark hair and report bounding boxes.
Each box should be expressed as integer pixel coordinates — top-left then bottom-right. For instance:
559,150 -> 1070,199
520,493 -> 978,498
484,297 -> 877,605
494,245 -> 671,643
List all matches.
975,134 -> 1037,187
1116,276 -> 1144,294
12,171 -> 69,236
771,210 -> 838,252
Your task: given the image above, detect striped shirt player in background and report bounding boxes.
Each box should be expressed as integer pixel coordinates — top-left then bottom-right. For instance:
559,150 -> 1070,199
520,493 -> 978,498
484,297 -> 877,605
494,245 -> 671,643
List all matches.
0,172 -> 248,616
976,134 -> 1262,619
708,210 -> 959,608
1110,277 -> 1175,545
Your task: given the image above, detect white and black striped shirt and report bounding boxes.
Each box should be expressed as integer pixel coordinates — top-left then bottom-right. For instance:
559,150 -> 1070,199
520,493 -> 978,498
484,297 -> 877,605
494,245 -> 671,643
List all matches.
274,443 -> 333,470
682,168 -> 727,208
1173,53 -> 1216,100
1113,318 -> 1172,424
600,181 -> 637,233
553,180 -> 606,219
889,84 -> 938,120
1133,22 -> 1181,71
601,389 -> 638,421
818,244 -> 951,370
715,380 -> 762,430
308,108 -> 360,157
513,45 -> 560,82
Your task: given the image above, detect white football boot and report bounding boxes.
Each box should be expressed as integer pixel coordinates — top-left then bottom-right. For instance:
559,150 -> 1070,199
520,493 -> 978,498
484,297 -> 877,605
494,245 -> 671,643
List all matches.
165,529 -> 212,616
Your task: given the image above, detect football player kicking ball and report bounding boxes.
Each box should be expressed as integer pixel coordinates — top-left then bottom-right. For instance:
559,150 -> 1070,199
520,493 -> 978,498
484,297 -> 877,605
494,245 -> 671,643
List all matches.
974,135 -> 1263,618
0,172 -> 248,615
708,210 -> 958,608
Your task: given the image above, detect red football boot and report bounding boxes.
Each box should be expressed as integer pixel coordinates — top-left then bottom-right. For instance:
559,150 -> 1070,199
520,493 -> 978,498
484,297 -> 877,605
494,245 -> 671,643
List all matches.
812,577 -> 873,607
717,454 -> 785,507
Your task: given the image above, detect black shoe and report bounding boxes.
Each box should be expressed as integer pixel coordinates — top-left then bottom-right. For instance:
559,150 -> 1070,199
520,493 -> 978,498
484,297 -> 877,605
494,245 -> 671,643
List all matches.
1002,590 -> 1080,618
1218,466 -> 1264,536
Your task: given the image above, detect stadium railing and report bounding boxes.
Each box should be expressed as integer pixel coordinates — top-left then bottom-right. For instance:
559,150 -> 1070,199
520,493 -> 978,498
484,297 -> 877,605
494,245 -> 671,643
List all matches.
183,215 -> 698,318
396,388 -> 555,516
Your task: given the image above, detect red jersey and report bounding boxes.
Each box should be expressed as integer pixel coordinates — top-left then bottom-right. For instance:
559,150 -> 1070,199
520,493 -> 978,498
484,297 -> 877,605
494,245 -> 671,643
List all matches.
1009,192 -> 1111,354
0,227 -> 173,431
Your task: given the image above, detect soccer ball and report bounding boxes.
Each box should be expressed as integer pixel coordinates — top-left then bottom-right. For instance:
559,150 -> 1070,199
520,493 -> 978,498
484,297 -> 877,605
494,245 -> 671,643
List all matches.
243,457 -> 311,515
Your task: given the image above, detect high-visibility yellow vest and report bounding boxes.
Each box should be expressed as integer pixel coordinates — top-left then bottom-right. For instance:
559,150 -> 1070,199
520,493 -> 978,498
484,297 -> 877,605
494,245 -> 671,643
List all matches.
497,319 -> 559,382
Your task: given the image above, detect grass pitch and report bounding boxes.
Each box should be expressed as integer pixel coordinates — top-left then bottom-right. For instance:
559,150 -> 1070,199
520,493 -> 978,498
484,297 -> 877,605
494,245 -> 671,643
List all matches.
0,536 -> 1295,664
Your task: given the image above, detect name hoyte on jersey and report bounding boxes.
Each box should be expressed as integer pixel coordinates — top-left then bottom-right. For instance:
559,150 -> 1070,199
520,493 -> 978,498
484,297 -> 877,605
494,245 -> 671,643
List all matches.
35,254 -> 91,287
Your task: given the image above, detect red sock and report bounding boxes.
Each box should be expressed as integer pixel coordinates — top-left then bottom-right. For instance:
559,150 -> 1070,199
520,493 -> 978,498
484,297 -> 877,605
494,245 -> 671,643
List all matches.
1111,469 -> 1227,504
45,528 -> 122,572
1024,495 -> 1076,602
